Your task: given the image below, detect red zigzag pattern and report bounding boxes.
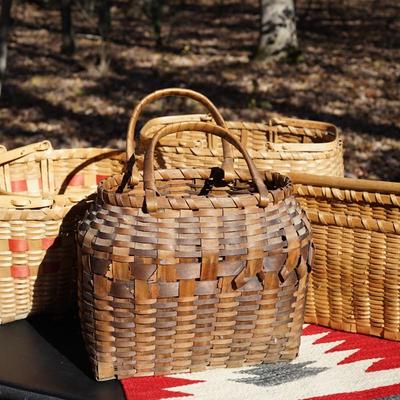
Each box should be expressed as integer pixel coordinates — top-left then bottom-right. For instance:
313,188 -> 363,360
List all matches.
121,375 -> 203,400
303,325 -> 400,372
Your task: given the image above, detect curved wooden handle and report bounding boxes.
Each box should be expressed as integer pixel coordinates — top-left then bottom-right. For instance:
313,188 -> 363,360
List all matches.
0,141 -> 53,202
126,88 -> 234,176
0,141 -> 52,166
143,121 -> 270,209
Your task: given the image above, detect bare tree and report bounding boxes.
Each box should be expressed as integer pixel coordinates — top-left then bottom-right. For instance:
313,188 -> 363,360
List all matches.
61,0 -> 75,54
255,0 -> 298,60
0,0 -> 12,96
143,0 -> 165,48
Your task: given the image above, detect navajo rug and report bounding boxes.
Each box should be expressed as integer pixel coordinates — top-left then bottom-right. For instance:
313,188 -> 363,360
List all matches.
121,325 -> 400,400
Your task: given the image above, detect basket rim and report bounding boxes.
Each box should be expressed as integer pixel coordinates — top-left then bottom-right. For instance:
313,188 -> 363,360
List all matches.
98,168 -> 294,209
6,147 -> 124,164
140,114 -> 341,151
0,191 -> 95,214
289,172 -> 400,196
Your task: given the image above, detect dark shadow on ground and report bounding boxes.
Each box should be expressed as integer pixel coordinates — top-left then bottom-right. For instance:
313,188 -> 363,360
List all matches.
1,0 -> 399,180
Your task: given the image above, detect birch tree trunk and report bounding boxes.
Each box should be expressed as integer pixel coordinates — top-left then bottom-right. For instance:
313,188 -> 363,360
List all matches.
255,0 -> 298,60
61,0 -> 75,55
0,0 -> 12,97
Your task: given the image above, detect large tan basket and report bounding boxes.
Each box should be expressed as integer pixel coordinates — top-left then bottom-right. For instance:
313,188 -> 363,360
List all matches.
78,109 -> 313,379
288,172 -> 400,340
138,91 -> 343,177
0,141 -> 124,324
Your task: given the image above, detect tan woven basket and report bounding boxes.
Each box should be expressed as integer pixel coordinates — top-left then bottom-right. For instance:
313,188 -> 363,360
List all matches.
0,141 -> 124,324
288,172 -> 400,340
137,90 -> 343,177
77,117 -> 313,380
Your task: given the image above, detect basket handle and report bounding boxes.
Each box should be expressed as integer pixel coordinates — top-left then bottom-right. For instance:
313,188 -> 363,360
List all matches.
0,141 -> 53,204
143,121 -> 270,211
126,88 -> 235,178
0,141 -> 52,165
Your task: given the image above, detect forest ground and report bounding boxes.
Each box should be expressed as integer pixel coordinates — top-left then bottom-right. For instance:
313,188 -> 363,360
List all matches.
1,0 -> 399,180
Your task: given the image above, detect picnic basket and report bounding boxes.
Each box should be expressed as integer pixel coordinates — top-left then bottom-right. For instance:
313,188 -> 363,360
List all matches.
137,89 -> 343,177
288,172 -> 400,340
77,117 -> 313,380
0,141 -> 124,324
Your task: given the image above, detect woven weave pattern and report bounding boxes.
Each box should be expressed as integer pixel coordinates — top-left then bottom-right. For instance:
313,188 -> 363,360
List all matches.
140,115 -> 344,177
290,173 -> 400,341
0,147 -> 123,195
77,120 -> 313,380
0,144 -> 124,324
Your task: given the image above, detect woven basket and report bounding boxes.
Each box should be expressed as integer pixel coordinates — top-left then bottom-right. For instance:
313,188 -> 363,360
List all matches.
77,119 -> 313,380
0,141 -> 124,324
137,90 -> 343,177
288,172 -> 400,340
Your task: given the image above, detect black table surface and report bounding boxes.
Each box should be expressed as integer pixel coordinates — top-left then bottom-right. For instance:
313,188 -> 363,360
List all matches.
0,315 -> 125,400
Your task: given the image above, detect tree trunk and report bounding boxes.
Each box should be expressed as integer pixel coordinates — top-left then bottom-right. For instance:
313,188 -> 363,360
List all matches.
84,0 -> 96,15
61,0 -> 75,55
98,0 -> 111,73
0,0 -> 12,97
255,0 -> 298,60
147,0 -> 164,48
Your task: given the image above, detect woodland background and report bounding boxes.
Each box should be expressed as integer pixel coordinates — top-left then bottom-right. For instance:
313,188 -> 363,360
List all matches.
0,0 -> 399,181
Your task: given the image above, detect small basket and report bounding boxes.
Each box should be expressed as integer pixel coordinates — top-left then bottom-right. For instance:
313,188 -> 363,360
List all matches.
289,172 -> 400,340
0,141 -> 124,324
137,91 -> 343,177
77,93 -> 313,380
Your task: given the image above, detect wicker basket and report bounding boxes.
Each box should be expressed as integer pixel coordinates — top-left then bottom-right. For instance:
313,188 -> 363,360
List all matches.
288,172 -> 400,340
0,141 -> 124,324
77,120 -> 313,380
137,91 -> 343,177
